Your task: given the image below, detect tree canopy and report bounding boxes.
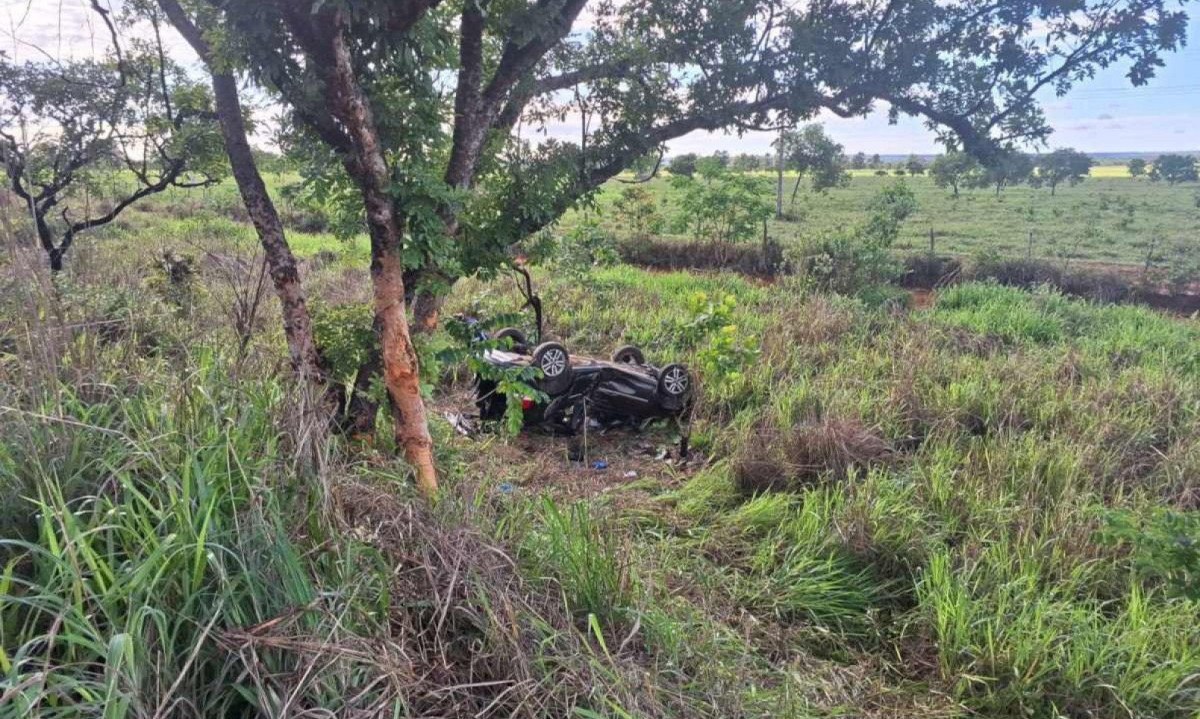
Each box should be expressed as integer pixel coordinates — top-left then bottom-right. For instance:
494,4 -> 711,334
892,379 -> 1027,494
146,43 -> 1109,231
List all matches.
1150,154 -> 1199,184
1033,148 -> 1094,195
0,32 -> 223,270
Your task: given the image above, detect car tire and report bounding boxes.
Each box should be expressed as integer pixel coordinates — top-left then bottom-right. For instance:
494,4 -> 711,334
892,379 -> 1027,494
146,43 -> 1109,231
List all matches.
493,327 -> 528,353
657,363 -> 692,411
532,341 -> 573,395
611,344 -> 645,365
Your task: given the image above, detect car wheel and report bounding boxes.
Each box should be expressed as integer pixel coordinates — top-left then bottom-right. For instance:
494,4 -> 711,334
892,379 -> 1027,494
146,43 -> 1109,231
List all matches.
611,344 -> 645,365
657,363 -> 692,411
532,341 -> 573,395
493,327 -> 528,353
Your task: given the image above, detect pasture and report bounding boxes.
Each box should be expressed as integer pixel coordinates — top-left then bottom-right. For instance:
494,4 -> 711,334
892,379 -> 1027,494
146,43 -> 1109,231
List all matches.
588,171 -> 1199,267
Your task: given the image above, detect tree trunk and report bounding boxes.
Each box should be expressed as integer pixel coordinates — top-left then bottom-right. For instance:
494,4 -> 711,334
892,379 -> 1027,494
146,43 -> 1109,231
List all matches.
210,74 -> 327,384
157,0 -> 327,388
775,143 -> 784,220
324,17 -> 438,497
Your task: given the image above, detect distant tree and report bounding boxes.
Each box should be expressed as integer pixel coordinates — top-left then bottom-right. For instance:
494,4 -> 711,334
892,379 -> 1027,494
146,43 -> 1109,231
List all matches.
775,124 -> 850,218
1033,148 -> 1093,195
850,152 -> 867,170
1149,154 -> 1199,184
712,150 -> 731,168
982,151 -> 1034,196
905,155 -> 927,175
870,154 -> 883,169
893,168 -> 907,176
731,153 -> 762,172
1128,158 -> 1148,178
0,41 -> 223,271
929,152 -> 982,197
669,153 -> 699,177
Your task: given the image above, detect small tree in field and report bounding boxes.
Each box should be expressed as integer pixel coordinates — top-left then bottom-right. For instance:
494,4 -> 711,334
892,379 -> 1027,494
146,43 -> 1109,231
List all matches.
1128,158 -> 1148,178
1033,148 -> 1093,195
775,124 -> 849,218
671,164 -> 772,244
614,185 -> 663,240
669,154 -> 698,178
1149,154 -> 1199,184
982,152 -> 1034,196
929,152 -> 982,197
905,155 -> 927,175
0,21 -> 223,272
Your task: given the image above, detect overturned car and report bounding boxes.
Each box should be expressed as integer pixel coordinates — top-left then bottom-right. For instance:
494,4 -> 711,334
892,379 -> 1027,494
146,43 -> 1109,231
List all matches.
475,327 -> 694,454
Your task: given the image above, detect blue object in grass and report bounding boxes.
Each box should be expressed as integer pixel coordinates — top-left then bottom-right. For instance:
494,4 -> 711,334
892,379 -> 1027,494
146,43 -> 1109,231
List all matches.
498,483 -> 514,494
592,460 -> 609,471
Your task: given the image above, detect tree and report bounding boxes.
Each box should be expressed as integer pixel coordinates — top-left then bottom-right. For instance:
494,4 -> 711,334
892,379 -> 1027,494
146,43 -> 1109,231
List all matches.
1149,154 -> 1198,184
731,154 -> 762,172
671,164 -> 772,244
775,124 -> 849,218
157,0 -> 327,388
929,152 -> 982,197
905,155 -> 927,176
669,153 -> 698,177
1033,148 -> 1093,195
0,28 -> 223,271
850,152 -> 867,170
870,154 -> 883,170
981,151 -> 1034,196
1128,158 -> 1148,178
204,0 -> 1189,495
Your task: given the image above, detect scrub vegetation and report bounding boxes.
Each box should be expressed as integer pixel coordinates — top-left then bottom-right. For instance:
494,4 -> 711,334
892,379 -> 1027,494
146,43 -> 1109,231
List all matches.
1,207 -> 1198,716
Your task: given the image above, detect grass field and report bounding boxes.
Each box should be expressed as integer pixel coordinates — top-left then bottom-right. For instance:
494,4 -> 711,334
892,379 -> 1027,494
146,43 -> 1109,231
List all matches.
586,171 -> 1199,267
1,174 -> 1199,717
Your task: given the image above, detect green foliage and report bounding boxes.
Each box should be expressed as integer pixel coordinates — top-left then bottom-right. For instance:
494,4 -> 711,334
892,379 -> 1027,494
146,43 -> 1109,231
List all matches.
668,153 -> 698,178
524,499 -> 636,624
612,186 -> 664,240
1149,154 -> 1199,185
310,301 -> 376,383
669,165 -> 772,244
929,152 -> 983,196
802,181 -> 917,292
1128,157 -> 1148,178
1033,148 -> 1094,194
1102,509 -> 1200,599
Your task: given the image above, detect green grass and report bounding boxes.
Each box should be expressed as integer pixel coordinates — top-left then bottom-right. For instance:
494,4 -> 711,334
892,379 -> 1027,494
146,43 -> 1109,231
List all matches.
2,181 -> 1199,717
583,172 -> 1199,266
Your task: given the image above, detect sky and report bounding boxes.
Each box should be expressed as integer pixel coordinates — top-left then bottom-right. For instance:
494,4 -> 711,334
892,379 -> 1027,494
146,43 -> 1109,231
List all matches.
3,0 -> 1198,155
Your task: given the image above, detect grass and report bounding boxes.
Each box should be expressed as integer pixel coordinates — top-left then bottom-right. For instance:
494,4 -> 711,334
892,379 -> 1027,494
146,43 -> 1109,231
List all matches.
2,179 -> 1199,717
583,172 -> 1199,267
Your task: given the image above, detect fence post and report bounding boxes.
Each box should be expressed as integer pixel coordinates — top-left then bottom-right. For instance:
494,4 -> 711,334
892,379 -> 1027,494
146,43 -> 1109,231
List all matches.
929,227 -> 935,255
1027,230 -> 1034,259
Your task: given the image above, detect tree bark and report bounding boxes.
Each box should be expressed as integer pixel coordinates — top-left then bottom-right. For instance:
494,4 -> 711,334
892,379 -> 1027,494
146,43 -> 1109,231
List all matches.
775,142 -> 785,220
157,0 -> 326,387
322,16 -> 438,497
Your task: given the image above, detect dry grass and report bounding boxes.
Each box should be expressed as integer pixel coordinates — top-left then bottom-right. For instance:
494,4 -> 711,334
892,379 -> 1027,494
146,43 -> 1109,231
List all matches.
734,416 -> 893,495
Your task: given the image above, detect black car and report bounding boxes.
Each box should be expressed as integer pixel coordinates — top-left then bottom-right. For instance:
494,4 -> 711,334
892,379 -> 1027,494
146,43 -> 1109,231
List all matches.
476,327 -> 694,450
